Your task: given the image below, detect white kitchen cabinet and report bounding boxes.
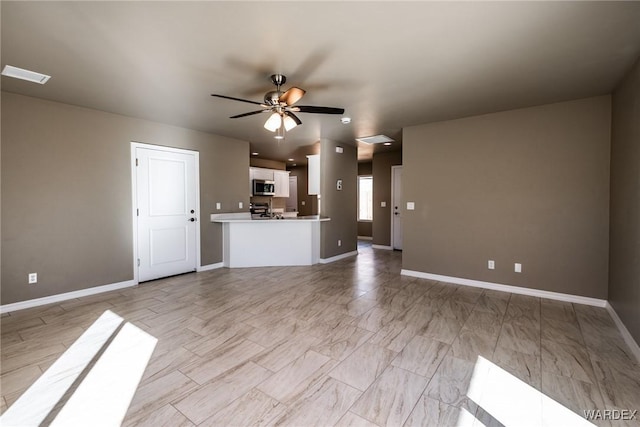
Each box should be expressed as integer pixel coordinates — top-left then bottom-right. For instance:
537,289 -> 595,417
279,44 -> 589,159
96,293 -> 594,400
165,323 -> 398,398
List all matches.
251,167 -> 274,181
274,170 -> 290,198
250,167 -> 274,196
307,154 -> 320,195
250,167 -> 290,197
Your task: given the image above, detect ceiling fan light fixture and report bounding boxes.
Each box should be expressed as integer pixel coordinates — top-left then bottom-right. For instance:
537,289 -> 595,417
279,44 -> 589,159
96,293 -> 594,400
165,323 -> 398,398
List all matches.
282,114 -> 298,131
274,127 -> 285,140
264,112 -> 282,132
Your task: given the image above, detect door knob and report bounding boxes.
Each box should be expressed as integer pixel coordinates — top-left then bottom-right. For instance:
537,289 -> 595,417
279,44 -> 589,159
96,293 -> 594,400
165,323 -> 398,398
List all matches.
188,218 -> 197,222
190,209 -> 195,214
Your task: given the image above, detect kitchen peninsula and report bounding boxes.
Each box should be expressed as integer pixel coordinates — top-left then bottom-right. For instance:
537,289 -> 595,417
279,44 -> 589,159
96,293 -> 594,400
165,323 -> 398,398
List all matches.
211,213 -> 330,267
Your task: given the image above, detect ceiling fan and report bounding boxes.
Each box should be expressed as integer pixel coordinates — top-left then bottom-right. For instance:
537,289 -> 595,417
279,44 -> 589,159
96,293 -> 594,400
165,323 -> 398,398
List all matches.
212,74 -> 345,139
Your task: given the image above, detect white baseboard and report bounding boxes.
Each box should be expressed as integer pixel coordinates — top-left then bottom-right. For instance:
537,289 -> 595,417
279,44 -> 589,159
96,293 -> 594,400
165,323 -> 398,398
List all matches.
605,302 -> 640,365
0,280 -> 137,314
197,262 -> 224,272
320,250 -> 358,264
357,236 -> 373,241
372,244 -> 393,250
400,270 -> 607,308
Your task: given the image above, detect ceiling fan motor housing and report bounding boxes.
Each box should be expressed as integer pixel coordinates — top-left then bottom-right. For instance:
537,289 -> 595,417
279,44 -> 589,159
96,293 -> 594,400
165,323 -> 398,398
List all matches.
264,90 -> 283,106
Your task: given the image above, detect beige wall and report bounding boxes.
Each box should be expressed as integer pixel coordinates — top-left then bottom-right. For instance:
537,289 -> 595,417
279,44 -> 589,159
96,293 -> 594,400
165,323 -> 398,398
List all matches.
372,151 -> 402,246
250,158 -> 286,170
403,96 -> 611,299
358,162 -> 372,176
320,140 -> 358,259
609,58 -> 640,343
1,92 -> 249,304
357,222 -> 372,238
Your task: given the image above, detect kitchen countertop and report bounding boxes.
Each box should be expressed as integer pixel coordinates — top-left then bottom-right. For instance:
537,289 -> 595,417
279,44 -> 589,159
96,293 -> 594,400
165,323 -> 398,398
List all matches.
211,213 -> 330,223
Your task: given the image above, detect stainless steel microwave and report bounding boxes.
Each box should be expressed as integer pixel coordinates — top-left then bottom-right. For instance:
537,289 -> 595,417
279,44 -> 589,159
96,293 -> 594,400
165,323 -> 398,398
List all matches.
253,179 -> 275,196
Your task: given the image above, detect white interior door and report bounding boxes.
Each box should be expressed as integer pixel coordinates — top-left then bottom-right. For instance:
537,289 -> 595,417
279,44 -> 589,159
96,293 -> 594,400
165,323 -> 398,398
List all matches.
392,166 -> 403,250
135,146 -> 198,282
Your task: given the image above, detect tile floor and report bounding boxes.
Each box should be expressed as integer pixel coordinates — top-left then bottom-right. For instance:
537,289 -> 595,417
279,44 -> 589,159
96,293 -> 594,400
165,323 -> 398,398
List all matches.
1,244 -> 639,426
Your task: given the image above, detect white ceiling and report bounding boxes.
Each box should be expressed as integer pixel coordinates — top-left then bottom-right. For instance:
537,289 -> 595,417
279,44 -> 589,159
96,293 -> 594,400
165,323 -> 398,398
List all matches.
2,1 -> 640,164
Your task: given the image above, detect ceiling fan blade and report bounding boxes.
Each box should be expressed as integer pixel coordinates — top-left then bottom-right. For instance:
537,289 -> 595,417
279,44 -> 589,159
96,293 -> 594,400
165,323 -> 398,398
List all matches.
211,94 -> 263,105
287,112 -> 303,126
294,105 -> 345,115
229,110 -> 267,119
279,87 -> 306,106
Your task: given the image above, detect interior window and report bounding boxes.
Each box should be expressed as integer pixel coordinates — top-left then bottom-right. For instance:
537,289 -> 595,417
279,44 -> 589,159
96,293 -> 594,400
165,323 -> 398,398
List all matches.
358,176 -> 373,221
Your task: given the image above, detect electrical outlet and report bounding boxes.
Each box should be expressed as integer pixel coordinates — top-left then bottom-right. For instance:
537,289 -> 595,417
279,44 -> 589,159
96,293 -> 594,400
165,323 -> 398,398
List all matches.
216,202 -> 221,210
301,201 -> 306,206
238,202 -> 243,209
515,263 -> 522,273
488,260 -> 495,270
338,239 -> 342,247
28,273 -> 38,284
381,201 -> 386,207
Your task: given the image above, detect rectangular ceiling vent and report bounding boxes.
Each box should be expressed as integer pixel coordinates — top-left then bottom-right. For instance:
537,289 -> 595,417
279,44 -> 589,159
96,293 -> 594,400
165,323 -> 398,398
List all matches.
356,135 -> 394,144
1,65 -> 51,84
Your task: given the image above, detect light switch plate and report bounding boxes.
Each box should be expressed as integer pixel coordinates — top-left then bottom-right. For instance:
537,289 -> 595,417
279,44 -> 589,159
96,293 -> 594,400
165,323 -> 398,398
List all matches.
216,202 -> 221,210
381,201 -> 387,207
238,202 -> 243,209
406,202 -> 415,210
515,263 -> 522,273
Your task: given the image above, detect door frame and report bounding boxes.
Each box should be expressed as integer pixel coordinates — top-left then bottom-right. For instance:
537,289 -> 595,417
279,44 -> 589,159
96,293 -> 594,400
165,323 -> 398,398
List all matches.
390,165 -> 402,250
130,142 -> 201,284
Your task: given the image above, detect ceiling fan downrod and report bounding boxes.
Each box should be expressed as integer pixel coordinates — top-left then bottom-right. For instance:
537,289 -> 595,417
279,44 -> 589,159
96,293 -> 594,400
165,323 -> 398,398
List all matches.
264,74 -> 286,106
270,74 -> 286,88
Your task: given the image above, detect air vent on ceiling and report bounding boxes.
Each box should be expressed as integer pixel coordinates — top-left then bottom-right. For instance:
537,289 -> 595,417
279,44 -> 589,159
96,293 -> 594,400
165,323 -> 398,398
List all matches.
356,135 -> 394,144
1,65 -> 51,84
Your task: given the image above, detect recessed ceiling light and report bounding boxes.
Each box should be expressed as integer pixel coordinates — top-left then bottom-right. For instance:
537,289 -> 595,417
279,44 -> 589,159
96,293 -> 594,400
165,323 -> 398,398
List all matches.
251,152 -> 259,156
287,158 -> 294,161
340,117 -> 351,124
1,65 -> 51,84
356,135 -> 395,144
384,142 -> 392,146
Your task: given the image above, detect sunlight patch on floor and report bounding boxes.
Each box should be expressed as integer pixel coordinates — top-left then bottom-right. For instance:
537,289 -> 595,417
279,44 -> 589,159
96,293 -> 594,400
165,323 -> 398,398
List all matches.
0,310 -> 157,427
464,356 -> 595,427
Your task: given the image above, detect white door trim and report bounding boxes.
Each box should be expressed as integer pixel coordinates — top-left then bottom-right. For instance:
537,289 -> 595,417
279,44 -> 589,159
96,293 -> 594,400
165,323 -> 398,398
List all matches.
391,165 -> 402,250
130,142 -> 201,284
